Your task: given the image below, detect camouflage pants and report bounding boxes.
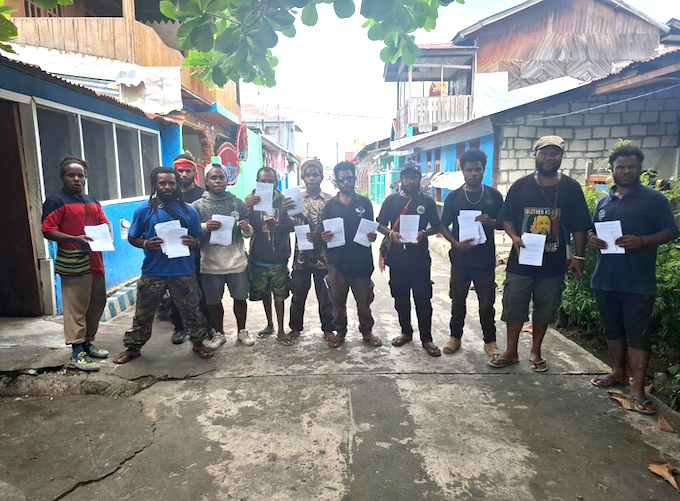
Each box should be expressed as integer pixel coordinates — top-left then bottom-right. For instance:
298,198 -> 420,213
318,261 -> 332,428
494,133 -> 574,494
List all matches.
123,275 -> 206,350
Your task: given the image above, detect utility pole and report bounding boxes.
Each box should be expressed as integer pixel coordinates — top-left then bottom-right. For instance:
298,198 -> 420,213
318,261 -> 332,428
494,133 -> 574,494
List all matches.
306,142 -> 309,158
336,142 -> 339,164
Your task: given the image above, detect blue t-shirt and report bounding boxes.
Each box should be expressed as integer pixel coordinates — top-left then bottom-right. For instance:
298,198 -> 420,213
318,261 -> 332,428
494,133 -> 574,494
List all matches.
591,184 -> 679,296
129,201 -> 203,277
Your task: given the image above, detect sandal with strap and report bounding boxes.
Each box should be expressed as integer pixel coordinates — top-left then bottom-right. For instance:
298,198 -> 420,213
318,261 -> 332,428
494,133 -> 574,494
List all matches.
487,354 -> 520,368
257,329 -> 276,339
423,343 -> 441,357
529,358 -> 548,373
113,350 -> 141,364
362,334 -> 383,347
591,375 -> 629,388
391,335 -> 413,347
632,397 -> 656,415
328,333 -> 346,349
192,346 -> 214,359
276,335 -> 296,346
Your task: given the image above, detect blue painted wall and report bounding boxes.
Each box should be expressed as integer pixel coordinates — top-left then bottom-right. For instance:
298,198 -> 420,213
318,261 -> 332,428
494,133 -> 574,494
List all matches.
479,134 -> 495,187
160,122 -> 182,166
440,144 -> 458,202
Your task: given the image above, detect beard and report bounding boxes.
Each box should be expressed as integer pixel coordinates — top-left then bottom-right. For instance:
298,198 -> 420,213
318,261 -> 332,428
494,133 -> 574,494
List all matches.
338,185 -> 354,195
157,190 -> 178,203
536,161 -> 560,177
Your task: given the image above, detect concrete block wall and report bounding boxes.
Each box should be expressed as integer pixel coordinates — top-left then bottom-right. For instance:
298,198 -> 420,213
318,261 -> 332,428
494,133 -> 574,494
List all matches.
495,86 -> 680,194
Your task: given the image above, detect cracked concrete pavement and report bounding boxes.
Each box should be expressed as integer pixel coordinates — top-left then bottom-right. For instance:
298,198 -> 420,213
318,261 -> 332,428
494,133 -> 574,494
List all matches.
2,240 -> 680,500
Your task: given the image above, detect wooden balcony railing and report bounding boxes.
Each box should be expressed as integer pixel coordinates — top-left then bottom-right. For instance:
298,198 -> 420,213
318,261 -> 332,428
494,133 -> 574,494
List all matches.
12,17 -> 240,120
397,95 -> 473,137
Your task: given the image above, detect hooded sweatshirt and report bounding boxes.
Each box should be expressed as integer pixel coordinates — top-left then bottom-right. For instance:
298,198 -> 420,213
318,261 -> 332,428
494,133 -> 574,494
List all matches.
192,191 -> 252,275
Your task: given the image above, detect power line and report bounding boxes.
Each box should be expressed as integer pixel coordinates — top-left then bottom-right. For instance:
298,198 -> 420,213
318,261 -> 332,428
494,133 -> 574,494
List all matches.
281,106 -> 393,120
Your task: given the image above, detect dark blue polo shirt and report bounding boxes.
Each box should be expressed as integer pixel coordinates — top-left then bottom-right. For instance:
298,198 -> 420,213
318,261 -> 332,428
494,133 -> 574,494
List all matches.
591,184 -> 679,296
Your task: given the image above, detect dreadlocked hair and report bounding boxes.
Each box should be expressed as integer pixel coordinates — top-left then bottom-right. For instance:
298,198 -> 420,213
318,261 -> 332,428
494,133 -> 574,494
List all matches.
148,166 -> 190,215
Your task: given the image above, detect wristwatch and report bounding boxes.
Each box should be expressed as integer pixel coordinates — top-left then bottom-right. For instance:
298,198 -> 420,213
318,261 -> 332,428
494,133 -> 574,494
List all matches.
572,255 -> 586,261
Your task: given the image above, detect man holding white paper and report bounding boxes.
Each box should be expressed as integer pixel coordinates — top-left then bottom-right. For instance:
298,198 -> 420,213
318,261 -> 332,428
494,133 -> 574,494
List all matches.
245,167 -> 295,345
114,167 -> 213,364
192,164 -> 253,350
322,161 -> 382,348
377,162 -> 441,357
490,136 -> 591,372
440,150 -> 504,357
42,155 -> 111,371
588,145 -> 678,416
288,160 -> 335,344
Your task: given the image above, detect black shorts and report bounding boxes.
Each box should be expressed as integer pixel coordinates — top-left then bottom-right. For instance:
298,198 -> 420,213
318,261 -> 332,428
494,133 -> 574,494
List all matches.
593,290 -> 654,351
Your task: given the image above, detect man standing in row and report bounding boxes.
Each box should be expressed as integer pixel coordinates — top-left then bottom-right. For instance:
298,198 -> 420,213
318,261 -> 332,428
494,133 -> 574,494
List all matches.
42,156 -> 110,371
322,161 -> 382,348
490,136 -> 591,372
245,167 -> 293,345
377,162 -> 442,357
192,162 -> 253,350
440,150 -> 504,357
588,145 -> 678,415
168,151 -> 207,344
114,167 -> 212,363
288,159 -> 334,344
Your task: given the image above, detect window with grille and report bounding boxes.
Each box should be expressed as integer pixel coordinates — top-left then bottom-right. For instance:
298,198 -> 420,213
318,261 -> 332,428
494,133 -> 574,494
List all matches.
24,0 -> 63,17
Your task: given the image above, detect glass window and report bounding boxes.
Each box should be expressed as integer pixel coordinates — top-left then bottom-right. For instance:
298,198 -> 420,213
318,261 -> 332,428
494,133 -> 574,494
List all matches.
82,118 -> 118,201
140,133 -> 160,195
36,108 -> 81,198
116,127 -> 143,198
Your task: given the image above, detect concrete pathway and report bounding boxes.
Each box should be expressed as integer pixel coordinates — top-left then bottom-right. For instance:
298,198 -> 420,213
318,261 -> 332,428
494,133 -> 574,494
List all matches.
1,243 -> 680,500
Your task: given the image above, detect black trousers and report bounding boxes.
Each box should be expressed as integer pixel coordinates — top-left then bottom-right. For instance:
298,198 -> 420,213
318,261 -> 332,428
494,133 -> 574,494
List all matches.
389,269 -> 433,345
289,267 -> 334,333
449,265 -> 496,343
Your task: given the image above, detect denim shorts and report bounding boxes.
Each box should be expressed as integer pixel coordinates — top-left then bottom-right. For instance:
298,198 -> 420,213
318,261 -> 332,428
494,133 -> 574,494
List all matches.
201,270 -> 249,304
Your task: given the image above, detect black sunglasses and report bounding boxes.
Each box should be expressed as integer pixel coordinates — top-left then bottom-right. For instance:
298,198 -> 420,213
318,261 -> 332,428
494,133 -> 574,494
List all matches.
337,176 -> 355,184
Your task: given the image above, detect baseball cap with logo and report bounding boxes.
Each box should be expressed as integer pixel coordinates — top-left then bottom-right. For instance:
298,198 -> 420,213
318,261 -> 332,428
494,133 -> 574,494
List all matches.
534,135 -> 565,151
401,161 -> 422,175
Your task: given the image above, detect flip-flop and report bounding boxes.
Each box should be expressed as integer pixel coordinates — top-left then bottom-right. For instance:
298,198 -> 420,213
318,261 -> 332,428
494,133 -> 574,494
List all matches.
631,397 -> 657,415
423,344 -> 441,357
192,346 -> 214,359
591,375 -> 630,388
328,334 -> 346,349
113,350 -> 141,364
362,335 -> 383,347
487,354 -> 520,368
276,335 -> 295,346
391,335 -> 413,347
257,329 -> 276,339
529,358 -> 548,373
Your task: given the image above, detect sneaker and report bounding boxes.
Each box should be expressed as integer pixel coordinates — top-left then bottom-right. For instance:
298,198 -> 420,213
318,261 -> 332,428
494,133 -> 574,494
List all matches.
69,351 -> 100,372
205,332 -> 226,350
84,342 -> 109,359
171,328 -> 187,345
484,342 -> 502,356
442,337 -> 462,355
237,329 -> 255,346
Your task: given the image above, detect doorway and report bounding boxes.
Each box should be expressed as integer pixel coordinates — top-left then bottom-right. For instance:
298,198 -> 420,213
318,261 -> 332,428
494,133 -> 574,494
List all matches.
0,100 -> 42,316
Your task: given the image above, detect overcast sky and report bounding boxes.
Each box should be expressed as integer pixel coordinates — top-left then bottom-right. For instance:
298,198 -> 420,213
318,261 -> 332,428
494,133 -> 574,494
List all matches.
241,0 -> 680,167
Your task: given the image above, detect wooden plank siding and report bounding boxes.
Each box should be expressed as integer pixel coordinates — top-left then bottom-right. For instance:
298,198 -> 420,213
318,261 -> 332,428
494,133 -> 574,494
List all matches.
473,0 -> 662,89
398,95 -> 473,136
12,17 -> 240,120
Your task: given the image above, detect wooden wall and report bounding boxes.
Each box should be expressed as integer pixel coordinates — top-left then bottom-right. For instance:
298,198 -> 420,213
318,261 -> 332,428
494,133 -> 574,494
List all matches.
473,0 -> 662,89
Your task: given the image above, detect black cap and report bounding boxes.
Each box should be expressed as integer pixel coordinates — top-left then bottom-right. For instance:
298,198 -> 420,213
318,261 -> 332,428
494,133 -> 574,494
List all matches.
401,161 -> 421,175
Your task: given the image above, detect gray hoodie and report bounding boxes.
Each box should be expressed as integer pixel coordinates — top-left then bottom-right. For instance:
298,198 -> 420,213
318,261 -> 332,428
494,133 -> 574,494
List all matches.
192,191 -> 252,275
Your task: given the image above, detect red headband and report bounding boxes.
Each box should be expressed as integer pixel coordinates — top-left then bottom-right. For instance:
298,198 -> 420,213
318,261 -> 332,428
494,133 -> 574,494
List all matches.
173,158 -> 197,170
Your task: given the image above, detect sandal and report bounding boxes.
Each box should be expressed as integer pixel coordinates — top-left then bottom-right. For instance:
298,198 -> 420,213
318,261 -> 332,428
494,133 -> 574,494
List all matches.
113,350 -> 141,364
591,375 -> 629,388
423,343 -> 441,357
257,329 -> 276,339
362,334 -> 383,347
631,397 -> 656,415
276,335 -> 296,346
192,346 -> 214,359
327,333 -> 346,349
487,354 -> 519,368
391,335 -> 413,347
529,358 -> 548,373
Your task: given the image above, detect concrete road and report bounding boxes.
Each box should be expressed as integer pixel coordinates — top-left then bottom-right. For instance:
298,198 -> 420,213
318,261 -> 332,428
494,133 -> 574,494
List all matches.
2,243 -> 680,501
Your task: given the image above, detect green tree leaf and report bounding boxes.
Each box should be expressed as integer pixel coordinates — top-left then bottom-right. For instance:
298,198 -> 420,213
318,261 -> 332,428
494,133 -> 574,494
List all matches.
212,65 -> 228,86
333,0 -> 355,19
159,1 -> 180,20
301,3 -> 319,26
176,23 -> 195,49
190,23 -> 216,52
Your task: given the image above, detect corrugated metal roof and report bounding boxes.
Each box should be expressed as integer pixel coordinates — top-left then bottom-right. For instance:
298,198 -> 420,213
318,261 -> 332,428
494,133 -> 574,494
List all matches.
0,55 -> 172,124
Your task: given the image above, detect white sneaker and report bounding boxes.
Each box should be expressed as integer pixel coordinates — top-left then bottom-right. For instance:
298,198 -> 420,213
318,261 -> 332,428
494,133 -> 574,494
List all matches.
237,329 -> 255,346
205,332 -> 226,350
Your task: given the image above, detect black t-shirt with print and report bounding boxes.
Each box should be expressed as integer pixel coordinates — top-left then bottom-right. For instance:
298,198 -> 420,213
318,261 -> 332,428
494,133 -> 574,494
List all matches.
441,185 -> 504,270
377,192 -> 441,272
182,184 -> 205,204
497,173 -> 591,278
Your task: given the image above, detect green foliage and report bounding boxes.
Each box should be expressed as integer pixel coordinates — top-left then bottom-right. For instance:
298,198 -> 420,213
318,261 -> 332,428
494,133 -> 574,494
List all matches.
0,0 -> 72,52
155,0 -> 458,87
